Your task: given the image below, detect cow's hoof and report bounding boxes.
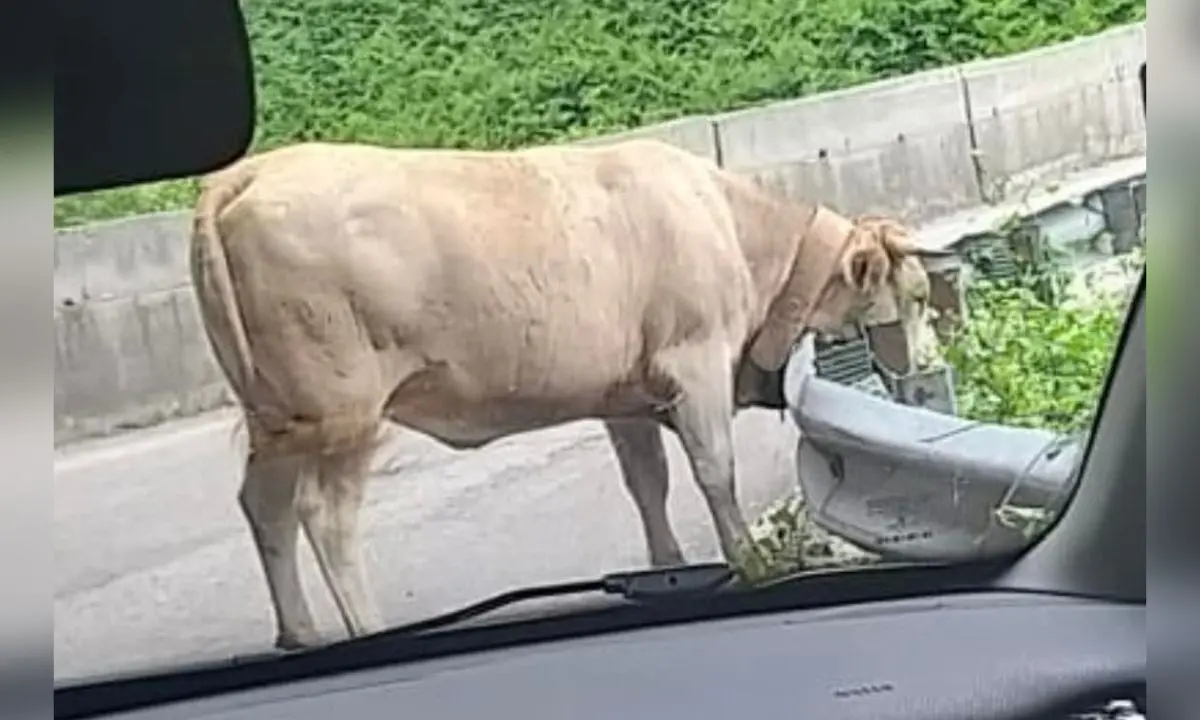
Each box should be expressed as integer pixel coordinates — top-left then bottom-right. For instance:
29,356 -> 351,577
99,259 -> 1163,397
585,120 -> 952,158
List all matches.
275,629 -> 324,651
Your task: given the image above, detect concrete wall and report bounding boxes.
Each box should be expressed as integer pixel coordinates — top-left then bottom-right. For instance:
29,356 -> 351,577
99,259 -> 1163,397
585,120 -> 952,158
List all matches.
714,66 -> 981,226
53,24 -> 1147,446
54,212 -> 231,442
573,115 -> 722,165
959,23 -> 1147,201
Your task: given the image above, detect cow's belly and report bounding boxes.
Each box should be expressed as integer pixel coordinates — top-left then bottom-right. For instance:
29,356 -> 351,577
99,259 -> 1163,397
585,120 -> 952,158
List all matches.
381,361 -> 657,450
384,394 -> 651,450
384,404 -> 576,450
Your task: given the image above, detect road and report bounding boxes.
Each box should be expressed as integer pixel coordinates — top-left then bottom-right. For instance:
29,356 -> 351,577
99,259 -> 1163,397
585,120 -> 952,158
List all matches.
54,408 -> 801,683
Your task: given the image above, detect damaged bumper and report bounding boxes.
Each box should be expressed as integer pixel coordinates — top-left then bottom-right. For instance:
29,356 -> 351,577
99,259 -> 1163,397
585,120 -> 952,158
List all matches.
782,335 -> 1084,562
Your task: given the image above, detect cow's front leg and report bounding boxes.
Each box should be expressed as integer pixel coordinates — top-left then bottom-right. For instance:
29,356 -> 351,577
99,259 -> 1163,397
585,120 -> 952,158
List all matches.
658,346 -> 752,565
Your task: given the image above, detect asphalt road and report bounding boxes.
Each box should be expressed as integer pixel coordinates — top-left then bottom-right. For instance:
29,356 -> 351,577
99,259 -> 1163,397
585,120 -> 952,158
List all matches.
54,408 -> 801,683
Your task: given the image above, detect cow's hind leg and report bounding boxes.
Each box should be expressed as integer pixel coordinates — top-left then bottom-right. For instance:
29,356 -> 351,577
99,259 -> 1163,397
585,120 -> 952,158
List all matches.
604,418 -> 686,567
656,345 -> 753,565
239,450 -> 323,650
298,439 -> 385,640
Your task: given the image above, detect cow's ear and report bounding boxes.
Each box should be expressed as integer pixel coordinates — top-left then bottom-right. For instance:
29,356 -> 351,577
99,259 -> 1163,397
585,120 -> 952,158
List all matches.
841,242 -> 888,295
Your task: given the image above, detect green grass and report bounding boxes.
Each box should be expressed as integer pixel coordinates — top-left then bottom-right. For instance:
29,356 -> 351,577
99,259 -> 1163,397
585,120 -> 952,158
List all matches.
54,0 -> 1145,227
944,257 -> 1140,433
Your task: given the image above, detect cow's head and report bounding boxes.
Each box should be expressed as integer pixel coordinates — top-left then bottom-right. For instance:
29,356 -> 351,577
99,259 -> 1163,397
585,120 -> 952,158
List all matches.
736,210 -> 945,409
809,214 -> 937,346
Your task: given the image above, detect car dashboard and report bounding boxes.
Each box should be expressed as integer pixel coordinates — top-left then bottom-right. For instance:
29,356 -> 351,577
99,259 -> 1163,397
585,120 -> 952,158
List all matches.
88,589 -> 1144,720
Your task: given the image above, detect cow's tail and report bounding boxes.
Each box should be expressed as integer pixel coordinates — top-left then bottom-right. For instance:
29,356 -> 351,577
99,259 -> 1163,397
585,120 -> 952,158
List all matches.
191,160 -> 262,412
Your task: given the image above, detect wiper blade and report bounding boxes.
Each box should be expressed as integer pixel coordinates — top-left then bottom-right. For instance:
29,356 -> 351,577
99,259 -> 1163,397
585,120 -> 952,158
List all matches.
362,562 -> 736,639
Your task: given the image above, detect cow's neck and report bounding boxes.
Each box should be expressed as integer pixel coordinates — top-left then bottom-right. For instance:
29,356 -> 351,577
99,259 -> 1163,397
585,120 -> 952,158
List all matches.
745,205 -> 852,371
716,172 -> 817,310
718,172 -> 853,371
774,206 -> 856,327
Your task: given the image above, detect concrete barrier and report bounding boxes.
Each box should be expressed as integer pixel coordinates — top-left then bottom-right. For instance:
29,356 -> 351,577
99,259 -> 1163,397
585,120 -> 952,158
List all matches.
54,212 -> 231,444
714,66 -> 980,226
959,23 -> 1146,202
55,289 -> 231,442
573,115 -> 720,164
53,24 -> 1147,445
55,211 -> 192,305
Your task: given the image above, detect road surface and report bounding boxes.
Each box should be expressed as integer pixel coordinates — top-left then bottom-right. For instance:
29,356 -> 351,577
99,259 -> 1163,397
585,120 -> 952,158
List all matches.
55,408 -> 801,683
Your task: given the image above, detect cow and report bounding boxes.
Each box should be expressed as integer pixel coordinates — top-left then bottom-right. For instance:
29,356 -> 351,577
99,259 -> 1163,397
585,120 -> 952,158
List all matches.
189,138 -> 938,650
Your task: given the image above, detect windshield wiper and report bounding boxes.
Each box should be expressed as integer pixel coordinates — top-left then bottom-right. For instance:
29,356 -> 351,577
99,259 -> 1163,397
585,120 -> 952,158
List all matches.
55,563 -> 738,719
346,562 -> 737,639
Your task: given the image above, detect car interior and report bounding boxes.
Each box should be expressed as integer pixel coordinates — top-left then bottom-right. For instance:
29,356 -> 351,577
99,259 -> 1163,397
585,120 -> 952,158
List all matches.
53,1 -> 1147,718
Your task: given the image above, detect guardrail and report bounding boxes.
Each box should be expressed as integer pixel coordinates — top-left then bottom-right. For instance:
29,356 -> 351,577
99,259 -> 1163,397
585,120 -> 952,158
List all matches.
53,23 -> 1146,445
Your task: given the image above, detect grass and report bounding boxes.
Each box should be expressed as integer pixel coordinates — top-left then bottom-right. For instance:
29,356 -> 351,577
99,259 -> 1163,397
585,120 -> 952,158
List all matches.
54,0 -> 1144,227
945,250 -> 1141,434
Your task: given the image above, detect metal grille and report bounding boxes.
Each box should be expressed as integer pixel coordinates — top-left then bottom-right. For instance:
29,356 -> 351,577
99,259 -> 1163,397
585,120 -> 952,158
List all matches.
960,232 -> 1020,282
849,372 -> 893,401
890,365 -> 959,416
813,336 -> 875,386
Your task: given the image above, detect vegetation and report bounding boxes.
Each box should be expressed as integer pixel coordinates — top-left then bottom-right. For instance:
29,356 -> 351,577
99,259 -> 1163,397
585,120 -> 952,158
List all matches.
944,249 -> 1141,434
54,0 -> 1144,227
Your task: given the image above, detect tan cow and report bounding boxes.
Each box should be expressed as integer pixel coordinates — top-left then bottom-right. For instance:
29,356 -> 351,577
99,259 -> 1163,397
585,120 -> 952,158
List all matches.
190,138 -> 937,649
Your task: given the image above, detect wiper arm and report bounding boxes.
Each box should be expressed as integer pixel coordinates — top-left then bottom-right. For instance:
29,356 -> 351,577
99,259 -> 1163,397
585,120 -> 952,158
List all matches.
363,562 -> 736,638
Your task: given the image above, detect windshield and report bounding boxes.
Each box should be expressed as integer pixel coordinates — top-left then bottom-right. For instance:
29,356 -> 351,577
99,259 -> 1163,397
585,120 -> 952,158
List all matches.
53,0 -> 1146,685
